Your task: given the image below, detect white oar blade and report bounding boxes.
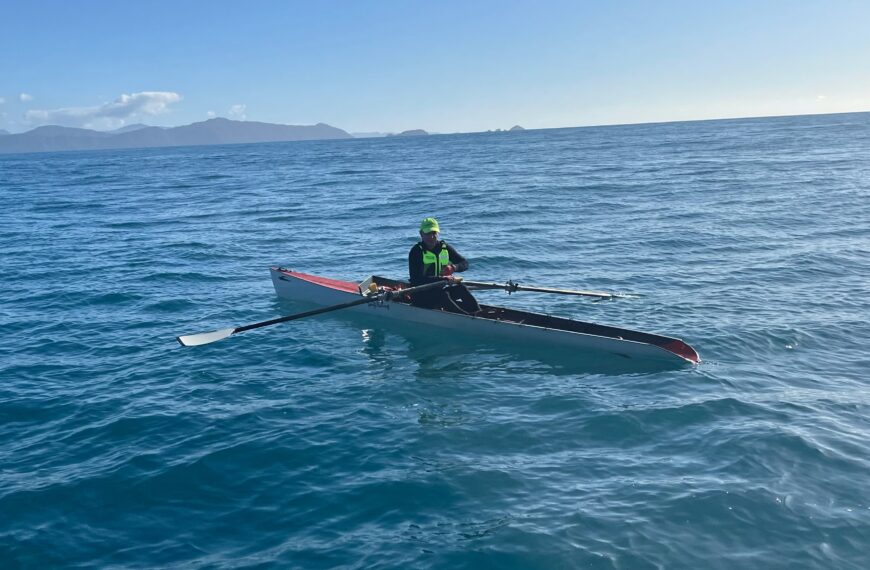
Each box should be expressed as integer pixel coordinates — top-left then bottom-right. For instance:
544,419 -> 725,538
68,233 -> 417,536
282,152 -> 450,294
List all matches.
177,327 -> 236,347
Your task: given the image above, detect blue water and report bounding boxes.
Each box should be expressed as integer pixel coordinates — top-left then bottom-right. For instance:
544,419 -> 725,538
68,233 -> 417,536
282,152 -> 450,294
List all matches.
2,113 -> 869,568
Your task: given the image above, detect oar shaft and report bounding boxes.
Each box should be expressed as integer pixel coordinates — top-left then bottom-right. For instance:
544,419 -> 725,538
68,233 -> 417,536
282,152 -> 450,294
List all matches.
234,295 -> 374,333
234,279 -> 450,334
463,280 -> 617,299
177,279 -> 451,347
511,284 -> 615,298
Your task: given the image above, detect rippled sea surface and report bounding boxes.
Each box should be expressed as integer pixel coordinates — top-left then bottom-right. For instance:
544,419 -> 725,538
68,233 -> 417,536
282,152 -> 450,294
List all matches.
2,113 -> 869,568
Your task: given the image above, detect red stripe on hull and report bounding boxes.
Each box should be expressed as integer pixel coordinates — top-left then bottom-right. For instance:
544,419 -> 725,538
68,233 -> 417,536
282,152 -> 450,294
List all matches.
662,340 -> 701,363
276,268 -> 360,293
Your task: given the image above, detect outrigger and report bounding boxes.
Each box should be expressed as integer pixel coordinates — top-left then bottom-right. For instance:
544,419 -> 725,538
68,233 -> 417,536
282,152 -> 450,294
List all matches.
177,267 -> 700,366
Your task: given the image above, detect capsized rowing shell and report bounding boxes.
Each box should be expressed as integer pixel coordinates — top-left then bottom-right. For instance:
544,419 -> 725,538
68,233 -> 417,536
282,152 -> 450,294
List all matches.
270,267 -> 700,365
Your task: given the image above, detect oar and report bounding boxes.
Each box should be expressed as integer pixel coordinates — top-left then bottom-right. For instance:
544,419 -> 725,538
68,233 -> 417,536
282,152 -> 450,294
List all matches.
177,280 -> 449,347
463,279 -> 624,300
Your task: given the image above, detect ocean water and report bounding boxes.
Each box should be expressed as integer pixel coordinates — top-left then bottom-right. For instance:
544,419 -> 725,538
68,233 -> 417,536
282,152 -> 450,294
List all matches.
1,113 -> 869,568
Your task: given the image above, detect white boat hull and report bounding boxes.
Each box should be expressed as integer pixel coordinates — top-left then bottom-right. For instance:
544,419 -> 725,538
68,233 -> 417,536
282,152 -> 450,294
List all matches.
270,267 -> 700,365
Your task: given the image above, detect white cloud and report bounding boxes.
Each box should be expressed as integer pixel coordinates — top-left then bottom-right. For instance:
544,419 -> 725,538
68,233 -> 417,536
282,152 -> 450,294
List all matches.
206,110 -> 216,118
228,104 -> 247,120
0,97 -> 5,104
24,91 -> 182,130
20,93 -> 34,102
816,95 -> 827,101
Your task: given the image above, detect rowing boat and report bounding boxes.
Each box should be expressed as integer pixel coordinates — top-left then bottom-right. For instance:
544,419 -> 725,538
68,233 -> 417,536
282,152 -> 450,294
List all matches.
269,267 -> 700,366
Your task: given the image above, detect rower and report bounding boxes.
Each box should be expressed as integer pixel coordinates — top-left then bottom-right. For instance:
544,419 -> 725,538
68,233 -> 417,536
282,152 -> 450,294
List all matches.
408,217 -> 481,315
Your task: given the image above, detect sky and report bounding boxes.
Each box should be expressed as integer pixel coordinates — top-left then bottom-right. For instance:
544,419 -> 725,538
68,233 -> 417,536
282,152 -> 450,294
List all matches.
1,0 -> 869,134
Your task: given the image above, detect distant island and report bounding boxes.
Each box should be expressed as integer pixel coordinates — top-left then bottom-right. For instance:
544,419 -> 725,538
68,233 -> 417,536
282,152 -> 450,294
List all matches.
489,125 -> 525,133
388,129 -> 429,137
0,129 -> 9,136
0,118 -> 352,154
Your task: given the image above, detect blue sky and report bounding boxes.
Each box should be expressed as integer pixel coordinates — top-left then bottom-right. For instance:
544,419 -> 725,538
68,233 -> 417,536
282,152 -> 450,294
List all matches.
1,0 -> 868,133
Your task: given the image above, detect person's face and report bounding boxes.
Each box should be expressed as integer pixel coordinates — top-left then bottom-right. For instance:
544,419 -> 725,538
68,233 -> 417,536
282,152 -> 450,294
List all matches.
420,230 -> 439,248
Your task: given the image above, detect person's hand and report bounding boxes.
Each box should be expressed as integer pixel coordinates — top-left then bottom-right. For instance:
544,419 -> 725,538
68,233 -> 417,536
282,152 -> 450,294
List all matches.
441,264 -> 455,277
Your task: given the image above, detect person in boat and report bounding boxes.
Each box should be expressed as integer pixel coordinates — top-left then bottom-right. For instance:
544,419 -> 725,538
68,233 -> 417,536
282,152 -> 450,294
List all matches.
408,217 -> 481,315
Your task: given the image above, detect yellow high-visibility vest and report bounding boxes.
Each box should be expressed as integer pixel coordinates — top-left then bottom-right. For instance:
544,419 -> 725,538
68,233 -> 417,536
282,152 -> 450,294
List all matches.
420,243 -> 451,276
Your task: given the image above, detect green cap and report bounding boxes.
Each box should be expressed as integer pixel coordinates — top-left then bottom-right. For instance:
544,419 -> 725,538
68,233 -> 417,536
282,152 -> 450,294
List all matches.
419,217 -> 440,233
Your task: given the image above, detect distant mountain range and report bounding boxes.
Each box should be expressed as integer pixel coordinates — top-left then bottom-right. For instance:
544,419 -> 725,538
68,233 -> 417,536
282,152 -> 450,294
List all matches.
109,123 -> 153,134
0,118 -> 352,154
